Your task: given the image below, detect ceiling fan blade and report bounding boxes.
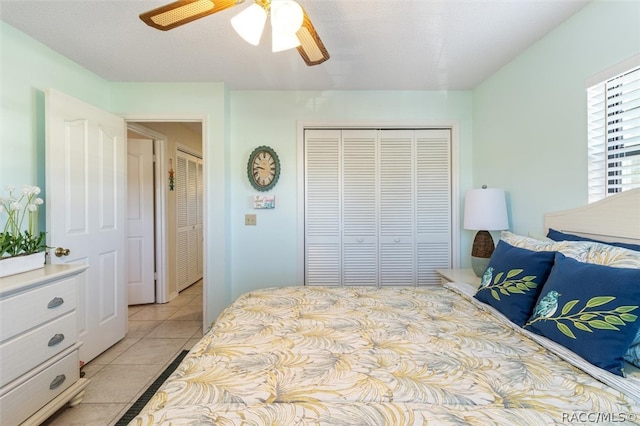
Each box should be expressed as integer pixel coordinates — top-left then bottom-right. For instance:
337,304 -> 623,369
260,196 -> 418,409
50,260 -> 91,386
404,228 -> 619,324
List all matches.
140,0 -> 243,31
296,8 -> 329,66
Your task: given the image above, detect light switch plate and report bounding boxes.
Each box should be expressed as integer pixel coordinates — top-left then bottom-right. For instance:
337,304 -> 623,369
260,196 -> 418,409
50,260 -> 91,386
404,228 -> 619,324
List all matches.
245,214 -> 257,226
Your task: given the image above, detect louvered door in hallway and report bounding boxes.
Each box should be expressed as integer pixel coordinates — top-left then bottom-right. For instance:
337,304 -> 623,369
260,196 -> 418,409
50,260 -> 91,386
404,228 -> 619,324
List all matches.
176,149 -> 203,292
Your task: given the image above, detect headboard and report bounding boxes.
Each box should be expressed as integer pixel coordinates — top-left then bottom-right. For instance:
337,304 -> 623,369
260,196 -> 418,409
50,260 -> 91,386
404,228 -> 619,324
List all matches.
544,188 -> 640,245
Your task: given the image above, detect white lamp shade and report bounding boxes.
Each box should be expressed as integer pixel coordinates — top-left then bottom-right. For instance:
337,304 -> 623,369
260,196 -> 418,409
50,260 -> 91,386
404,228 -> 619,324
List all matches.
231,3 -> 267,46
272,30 -> 301,52
271,0 -> 303,52
271,1 -> 304,34
463,188 -> 509,231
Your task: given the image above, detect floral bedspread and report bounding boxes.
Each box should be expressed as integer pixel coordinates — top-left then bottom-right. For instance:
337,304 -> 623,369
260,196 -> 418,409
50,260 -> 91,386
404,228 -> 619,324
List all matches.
131,286 -> 640,425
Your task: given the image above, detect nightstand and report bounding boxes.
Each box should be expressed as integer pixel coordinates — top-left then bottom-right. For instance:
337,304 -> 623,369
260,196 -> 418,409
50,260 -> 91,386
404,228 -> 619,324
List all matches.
436,268 -> 481,289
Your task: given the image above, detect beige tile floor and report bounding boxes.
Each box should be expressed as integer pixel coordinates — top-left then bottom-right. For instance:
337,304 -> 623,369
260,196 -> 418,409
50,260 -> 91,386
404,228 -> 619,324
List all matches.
43,281 -> 203,426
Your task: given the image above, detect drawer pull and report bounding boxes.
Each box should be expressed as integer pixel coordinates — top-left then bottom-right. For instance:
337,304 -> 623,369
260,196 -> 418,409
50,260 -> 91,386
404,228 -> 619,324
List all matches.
47,297 -> 64,309
49,374 -> 66,390
48,333 -> 65,346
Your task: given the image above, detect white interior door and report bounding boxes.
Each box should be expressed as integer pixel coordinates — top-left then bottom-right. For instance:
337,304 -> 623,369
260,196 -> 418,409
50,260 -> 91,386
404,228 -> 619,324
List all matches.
45,89 -> 127,363
127,138 -> 155,305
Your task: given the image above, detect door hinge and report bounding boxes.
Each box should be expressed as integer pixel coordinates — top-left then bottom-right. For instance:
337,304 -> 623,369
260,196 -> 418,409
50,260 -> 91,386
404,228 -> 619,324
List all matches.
152,154 -> 157,163
154,272 -> 158,280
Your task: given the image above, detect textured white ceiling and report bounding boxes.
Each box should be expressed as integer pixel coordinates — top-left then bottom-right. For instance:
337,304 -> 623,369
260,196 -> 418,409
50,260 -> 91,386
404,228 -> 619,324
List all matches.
0,0 -> 590,90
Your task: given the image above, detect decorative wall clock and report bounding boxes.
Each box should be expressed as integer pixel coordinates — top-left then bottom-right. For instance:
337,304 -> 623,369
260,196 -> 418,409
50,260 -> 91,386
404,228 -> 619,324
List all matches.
247,146 -> 280,191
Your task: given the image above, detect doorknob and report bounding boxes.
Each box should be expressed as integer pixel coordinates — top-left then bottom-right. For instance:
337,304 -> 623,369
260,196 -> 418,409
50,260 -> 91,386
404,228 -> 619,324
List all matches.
55,247 -> 71,257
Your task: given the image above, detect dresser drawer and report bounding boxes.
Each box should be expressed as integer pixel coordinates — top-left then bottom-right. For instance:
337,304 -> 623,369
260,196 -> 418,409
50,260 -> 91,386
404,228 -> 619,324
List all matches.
0,312 -> 77,388
0,276 -> 77,341
0,348 -> 79,426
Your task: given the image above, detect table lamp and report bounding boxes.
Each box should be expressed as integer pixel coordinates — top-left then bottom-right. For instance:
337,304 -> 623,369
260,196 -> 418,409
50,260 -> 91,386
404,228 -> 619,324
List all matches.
463,186 -> 509,276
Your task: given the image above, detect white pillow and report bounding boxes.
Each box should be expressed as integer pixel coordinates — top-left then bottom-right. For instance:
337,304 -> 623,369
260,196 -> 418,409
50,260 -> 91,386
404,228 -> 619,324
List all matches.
500,231 -> 590,262
583,241 -> 640,269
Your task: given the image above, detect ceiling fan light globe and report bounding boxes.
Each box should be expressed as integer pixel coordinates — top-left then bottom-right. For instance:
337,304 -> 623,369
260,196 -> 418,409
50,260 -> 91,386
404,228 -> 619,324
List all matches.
272,30 -> 300,52
270,0 -> 303,34
231,3 -> 267,46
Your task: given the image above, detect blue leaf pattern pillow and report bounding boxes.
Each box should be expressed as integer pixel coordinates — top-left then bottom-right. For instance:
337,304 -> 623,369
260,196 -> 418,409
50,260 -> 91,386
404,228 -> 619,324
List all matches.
524,253 -> 640,376
474,241 -> 556,326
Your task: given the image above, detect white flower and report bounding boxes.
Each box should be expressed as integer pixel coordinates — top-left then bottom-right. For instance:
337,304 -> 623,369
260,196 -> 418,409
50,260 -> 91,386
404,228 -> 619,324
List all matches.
2,184 -> 47,257
5,185 -> 15,193
23,185 -> 41,196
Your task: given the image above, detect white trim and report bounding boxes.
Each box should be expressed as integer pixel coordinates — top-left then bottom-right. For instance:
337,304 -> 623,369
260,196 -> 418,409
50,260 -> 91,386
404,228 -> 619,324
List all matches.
296,120 -> 460,285
124,113 -> 207,122
296,122 -> 305,285
585,53 -> 640,88
126,122 -> 170,304
177,143 -> 203,159
450,123 -> 460,268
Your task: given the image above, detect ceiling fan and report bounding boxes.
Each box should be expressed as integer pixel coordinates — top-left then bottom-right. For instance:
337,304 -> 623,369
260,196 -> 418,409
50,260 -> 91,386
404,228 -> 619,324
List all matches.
139,0 -> 330,66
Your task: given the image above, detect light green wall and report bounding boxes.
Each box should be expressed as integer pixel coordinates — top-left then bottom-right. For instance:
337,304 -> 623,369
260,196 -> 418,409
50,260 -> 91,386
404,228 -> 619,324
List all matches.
473,0 -> 640,236
229,91 -> 473,299
0,23 -> 110,231
0,23 -> 234,322
109,83 -> 232,322
3,0 -> 637,323
1,22 -> 473,322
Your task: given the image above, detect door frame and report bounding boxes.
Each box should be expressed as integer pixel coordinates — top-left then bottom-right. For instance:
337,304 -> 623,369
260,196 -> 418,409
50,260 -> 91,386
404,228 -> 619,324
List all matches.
125,115 -> 207,315
127,122 -> 169,303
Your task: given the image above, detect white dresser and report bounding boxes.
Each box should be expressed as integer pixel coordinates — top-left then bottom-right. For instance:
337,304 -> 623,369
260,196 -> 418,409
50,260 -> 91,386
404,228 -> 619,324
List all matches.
0,264 -> 90,426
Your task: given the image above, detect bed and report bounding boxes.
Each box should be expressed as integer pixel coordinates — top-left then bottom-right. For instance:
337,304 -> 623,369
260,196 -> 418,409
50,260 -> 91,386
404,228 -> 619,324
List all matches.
131,189 -> 640,425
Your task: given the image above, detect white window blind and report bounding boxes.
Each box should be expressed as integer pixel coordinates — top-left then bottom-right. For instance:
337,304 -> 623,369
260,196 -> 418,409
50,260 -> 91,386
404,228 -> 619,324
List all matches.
588,65 -> 640,203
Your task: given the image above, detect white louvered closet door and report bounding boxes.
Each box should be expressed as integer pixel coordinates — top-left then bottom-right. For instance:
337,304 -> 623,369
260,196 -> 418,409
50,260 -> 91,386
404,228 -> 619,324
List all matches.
416,129 -> 452,285
304,128 -> 451,287
379,130 -> 415,285
176,150 -> 204,292
342,130 -> 378,286
305,130 -> 342,285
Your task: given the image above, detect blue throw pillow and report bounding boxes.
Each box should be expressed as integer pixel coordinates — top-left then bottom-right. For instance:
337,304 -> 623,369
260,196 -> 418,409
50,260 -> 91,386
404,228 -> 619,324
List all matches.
474,241 -> 556,326
547,228 -> 640,252
524,253 -> 640,376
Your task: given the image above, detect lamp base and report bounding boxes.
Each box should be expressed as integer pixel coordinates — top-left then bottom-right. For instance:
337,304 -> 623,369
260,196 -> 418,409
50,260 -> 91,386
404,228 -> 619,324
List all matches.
471,230 -> 496,277
471,256 -> 491,277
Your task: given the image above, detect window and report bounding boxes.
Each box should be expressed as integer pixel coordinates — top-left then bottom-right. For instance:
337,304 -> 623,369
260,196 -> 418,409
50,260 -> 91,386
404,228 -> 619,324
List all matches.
587,64 -> 640,203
